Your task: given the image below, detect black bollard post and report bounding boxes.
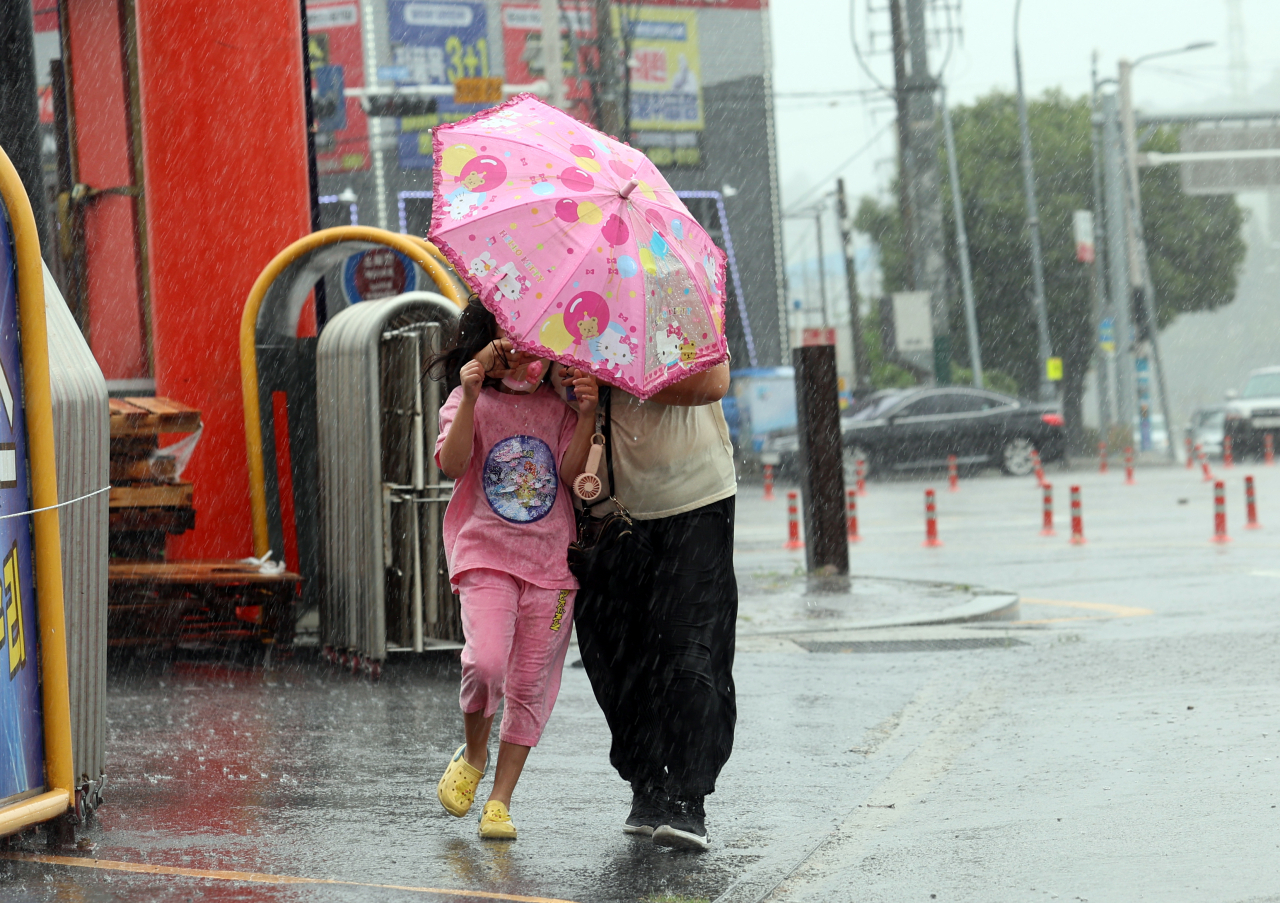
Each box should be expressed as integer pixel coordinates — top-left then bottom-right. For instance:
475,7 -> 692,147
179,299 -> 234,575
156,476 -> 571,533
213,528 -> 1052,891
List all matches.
793,337 -> 849,590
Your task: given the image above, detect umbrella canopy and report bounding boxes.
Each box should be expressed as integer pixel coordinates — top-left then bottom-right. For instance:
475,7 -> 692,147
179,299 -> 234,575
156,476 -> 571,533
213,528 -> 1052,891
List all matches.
428,94 -> 728,399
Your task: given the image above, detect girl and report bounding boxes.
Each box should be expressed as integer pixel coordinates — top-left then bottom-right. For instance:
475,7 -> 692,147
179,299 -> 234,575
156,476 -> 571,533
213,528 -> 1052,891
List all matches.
431,299 -> 598,840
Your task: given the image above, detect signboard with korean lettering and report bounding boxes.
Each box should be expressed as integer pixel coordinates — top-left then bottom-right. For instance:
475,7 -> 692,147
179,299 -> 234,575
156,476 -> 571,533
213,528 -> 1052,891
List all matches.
501,2 -> 598,125
0,197 -> 44,809
342,248 -> 418,303
306,2 -> 372,173
615,7 -> 704,132
389,0 -> 491,169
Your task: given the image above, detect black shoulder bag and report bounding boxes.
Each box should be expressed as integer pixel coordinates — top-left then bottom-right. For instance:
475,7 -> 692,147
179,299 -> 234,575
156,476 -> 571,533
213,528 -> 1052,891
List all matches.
566,387 -> 634,586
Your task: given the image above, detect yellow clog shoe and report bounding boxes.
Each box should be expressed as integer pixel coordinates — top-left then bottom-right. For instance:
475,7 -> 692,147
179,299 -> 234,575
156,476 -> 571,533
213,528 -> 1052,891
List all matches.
478,800 -> 517,840
437,745 -> 484,817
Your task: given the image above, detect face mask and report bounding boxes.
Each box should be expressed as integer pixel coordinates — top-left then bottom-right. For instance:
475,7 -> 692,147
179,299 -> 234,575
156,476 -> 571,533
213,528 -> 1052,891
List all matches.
502,359 -> 546,394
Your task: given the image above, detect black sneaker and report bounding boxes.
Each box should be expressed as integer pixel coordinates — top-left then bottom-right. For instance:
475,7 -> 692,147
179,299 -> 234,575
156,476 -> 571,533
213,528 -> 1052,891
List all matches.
652,797 -> 709,852
623,784 -> 668,836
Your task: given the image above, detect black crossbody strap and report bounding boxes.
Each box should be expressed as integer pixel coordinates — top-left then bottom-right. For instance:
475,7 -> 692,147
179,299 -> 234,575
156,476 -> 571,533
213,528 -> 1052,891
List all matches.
603,386 -> 615,495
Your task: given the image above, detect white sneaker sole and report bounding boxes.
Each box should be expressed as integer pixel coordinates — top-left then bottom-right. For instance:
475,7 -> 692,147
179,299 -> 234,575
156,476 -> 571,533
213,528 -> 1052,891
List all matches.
622,822 -> 655,836
652,824 -> 709,852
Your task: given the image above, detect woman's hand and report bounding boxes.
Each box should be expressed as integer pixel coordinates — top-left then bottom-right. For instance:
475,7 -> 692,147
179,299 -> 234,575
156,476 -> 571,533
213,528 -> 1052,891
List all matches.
459,359 -> 485,403
472,337 -> 538,379
571,369 -> 599,417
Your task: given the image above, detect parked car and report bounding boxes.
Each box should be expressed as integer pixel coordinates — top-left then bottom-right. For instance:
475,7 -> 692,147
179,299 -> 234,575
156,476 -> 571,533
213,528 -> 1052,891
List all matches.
1224,367 -> 1280,460
760,386 -> 1066,478
1185,405 -> 1225,460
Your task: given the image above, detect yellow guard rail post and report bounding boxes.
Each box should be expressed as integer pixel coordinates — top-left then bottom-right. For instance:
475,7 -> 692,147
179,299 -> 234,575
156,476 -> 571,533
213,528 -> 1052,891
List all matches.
239,227 -> 464,558
0,146 -> 74,837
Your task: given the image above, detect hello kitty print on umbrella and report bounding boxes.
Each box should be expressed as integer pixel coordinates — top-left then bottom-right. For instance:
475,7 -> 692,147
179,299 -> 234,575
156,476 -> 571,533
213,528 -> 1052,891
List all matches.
428,94 -> 728,400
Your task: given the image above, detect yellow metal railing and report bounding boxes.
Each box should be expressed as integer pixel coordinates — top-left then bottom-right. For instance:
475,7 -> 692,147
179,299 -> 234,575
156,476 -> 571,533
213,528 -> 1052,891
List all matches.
0,145 -> 73,837
239,227 -> 464,557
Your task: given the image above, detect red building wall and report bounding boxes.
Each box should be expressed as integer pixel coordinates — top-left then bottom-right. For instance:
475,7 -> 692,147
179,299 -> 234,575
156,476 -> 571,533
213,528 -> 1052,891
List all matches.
134,0 -> 312,559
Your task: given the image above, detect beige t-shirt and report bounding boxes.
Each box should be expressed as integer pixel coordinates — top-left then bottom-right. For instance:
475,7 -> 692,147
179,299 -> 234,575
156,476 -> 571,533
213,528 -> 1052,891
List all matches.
607,392 -> 738,520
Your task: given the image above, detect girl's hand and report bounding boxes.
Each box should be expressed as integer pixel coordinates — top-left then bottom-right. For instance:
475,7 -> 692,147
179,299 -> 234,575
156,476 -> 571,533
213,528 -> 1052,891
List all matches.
473,337 -> 538,379
460,359 -> 485,402
571,369 -> 599,416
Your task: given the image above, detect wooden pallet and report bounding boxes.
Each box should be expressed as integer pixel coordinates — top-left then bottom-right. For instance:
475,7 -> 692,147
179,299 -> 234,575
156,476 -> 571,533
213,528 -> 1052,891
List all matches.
109,397 -> 201,436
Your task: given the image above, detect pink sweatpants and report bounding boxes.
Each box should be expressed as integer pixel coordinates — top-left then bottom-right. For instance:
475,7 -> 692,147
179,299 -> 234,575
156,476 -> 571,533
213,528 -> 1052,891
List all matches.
457,568 -> 575,747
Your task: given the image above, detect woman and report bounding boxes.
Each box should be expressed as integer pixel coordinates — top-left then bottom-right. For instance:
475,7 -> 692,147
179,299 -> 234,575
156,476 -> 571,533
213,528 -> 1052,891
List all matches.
573,361 -> 737,853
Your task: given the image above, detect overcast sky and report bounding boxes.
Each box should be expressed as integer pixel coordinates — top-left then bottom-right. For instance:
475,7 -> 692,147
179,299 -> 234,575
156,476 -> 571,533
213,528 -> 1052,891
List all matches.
770,0 -> 1280,267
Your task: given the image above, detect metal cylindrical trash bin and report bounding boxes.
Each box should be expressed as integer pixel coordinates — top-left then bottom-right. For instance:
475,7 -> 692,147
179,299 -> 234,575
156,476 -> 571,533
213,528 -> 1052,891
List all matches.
316,293 -> 460,665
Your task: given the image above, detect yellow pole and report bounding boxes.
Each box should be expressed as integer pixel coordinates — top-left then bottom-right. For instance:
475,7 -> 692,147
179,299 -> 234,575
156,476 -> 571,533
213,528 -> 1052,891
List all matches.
240,227 -> 464,557
0,147 -> 74,816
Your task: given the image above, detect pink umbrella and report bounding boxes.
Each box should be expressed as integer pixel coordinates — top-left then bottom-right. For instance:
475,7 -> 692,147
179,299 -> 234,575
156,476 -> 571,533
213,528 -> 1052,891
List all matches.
428,94 -> 728,400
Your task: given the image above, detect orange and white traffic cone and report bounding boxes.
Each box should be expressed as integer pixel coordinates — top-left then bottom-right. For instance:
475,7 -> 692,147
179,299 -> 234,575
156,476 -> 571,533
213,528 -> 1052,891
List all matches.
1245,475 -> 1261,530
1040,482 -> 1055,536
923,489 -> 942,547
1212,480 -> 1230,544
1069,485 -> 1085,545
784,491 -> 804,550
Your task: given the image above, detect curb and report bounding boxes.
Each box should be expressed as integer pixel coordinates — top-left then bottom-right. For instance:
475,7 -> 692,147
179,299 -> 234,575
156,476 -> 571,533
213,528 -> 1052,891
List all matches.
736,587 -> 1019,638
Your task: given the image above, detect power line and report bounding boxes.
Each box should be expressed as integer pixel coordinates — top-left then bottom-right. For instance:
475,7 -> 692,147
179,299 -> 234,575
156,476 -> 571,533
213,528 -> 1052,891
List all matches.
782,120 -> 894,216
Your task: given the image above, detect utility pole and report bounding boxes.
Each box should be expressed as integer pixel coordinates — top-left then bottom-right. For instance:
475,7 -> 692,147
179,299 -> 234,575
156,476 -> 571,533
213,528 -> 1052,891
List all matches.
836,178 -> 870,389
887,0 -> 914,274
901,0 -> 951,384
0,0 -> 51,258
1013,0 -> 1056,403
1118,58 -> 1177,462
939,85 -> 983,389
540,0 -> 566,109
1089,54 -> 1114,432
813,205 -> 830,327
1100,90 -> 1135,433
592,0 -> 625,138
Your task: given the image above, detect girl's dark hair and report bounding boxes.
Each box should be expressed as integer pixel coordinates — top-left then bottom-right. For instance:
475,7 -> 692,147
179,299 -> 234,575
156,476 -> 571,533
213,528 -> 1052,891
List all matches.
427,296 -> 502,392
427,295 -> 551,394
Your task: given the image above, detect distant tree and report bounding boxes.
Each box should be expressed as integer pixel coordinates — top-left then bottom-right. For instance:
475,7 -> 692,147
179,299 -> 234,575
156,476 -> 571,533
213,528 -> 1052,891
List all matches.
856,89 -> 1246,443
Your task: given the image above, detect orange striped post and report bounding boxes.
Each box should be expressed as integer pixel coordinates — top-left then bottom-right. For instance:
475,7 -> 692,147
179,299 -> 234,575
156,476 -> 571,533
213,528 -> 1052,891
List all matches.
763,464 -> 775,501
846,488 -> 860,542
1069,485 -> 1085,545
1198,445 -> 1214,483
1185,436 -> 1194,469
923,489 -> 942,547
1245,475 -> 1260,530
1124,446 -> 1135,485
1265,433 -> 1274,466
1040,482 -> 1055,536
1212,480 -> 1230,543
1223,435 -> 1235,469
855,456 -> 867,497
1099,442 -> 1108,474
947,455 -> 959,492
784,491 -> 804,550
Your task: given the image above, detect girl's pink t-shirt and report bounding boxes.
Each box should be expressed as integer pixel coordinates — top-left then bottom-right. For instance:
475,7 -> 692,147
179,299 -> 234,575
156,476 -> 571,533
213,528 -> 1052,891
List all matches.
435,384 -> 579,590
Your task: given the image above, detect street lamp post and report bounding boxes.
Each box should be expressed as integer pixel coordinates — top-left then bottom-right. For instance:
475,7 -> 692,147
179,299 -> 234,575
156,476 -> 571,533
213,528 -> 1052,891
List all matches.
1118,41 -> 1212,461
1013,0 -> 1057,404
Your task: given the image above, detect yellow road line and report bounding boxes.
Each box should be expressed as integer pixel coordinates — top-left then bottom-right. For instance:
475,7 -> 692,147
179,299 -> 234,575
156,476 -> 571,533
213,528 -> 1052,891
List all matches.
1014,598 -> 1153,624
0,853 -> 580,903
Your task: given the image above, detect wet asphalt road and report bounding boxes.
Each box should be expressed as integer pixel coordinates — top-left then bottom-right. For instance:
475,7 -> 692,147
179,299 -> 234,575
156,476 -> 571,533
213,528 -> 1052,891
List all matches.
4,460 -> 1280,902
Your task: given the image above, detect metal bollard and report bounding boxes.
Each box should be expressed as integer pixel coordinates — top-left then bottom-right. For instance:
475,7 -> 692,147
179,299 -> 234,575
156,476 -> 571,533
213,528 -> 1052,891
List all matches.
923,488 -> 942,547
1040,482 -> 1055,536
1069,485 -> 1085,545
1245,475 -> 1261,530
1212,480 -> 1230,543
948,455 -> 959,492
846,488 -> 860,542
784,491 -> 804,549
763,464 -> 775,501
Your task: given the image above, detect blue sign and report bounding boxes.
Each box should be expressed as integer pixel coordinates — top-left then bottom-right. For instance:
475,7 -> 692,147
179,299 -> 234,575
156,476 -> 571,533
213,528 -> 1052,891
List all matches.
313,65 -> 348,133
342,248 -> 418,304
0,200 -> 43,807
388,1 -> 490,169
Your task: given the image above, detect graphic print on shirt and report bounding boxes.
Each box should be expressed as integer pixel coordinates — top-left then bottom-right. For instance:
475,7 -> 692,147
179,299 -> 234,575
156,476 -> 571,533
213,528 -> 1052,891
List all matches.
482,435 -> 558,523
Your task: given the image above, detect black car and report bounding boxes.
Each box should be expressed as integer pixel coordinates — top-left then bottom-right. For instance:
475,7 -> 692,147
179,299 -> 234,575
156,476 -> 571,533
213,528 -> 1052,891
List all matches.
761,386 -> 1065,478
841,387 -> 1065,477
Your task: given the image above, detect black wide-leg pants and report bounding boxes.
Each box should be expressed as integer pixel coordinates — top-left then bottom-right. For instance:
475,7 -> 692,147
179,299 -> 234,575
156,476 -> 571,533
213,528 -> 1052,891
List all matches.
574,496 -> 737,798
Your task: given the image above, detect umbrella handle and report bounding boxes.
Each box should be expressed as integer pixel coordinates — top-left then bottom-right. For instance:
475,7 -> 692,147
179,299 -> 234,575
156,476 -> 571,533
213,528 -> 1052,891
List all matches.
573,433 -> 606,501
